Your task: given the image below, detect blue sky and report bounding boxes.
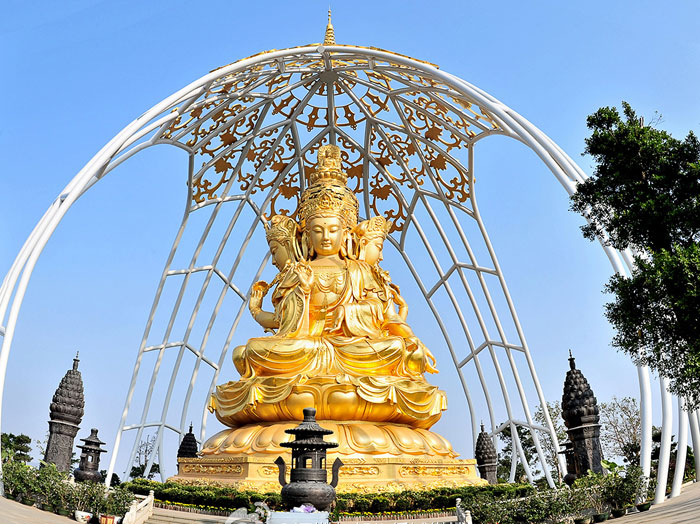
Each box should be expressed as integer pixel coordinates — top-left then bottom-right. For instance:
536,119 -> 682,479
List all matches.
2,1 -> 699,478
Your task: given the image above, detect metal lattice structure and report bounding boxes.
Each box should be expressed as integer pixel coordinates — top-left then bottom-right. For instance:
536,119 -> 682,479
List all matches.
2,42 -> 699,495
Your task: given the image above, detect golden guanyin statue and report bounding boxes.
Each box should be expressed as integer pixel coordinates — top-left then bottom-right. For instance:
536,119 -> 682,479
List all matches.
182,145 -> 484,491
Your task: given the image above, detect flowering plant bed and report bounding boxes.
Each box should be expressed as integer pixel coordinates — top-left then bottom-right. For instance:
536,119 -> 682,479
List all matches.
154,499 -> 233,517
338,509 -> 456,521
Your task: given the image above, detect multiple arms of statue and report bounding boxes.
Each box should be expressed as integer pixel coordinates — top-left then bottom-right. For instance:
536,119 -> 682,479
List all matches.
249,281 -> 278,331
249,261 -> 313,332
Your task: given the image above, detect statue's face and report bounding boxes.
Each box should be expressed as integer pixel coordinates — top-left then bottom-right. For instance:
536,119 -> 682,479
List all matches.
269,240 -> 290,270
362,237 -> 385,265
307,216 -> 344,257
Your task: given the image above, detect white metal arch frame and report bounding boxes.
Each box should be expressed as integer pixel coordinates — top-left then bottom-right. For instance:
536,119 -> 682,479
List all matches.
2,44 -> 698,495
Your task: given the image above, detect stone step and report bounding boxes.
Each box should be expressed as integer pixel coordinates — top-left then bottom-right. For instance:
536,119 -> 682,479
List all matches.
146,506 -> 233,524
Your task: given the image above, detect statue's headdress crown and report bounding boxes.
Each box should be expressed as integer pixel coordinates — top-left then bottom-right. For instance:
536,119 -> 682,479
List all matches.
299,145 -> 358,229
354,216 -> 392,240
265,214 -> 298,244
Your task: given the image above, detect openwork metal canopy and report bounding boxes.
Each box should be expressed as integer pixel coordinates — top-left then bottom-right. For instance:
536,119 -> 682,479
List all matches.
2,24 -> 699,495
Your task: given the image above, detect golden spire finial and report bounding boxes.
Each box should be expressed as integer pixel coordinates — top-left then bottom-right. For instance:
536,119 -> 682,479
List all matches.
324,8 -> 335,45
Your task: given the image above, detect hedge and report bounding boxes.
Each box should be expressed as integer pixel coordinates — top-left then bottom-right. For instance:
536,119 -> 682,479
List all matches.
123,478 -> 533,517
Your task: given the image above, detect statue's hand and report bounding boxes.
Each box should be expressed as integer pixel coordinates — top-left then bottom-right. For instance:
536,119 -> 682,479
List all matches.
297,262 -> 313,291
391,284 -> 409,320
252,280 -> 270,296
249,281 -> 269,318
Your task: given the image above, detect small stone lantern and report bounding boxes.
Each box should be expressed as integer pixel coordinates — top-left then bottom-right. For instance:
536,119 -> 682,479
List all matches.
275,408 -> 343,511
74,428 -> 107,482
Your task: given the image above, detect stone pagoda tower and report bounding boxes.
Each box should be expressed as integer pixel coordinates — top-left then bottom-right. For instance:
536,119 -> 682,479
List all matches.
176,424 -> 199,473
475,424 -> 498,484
44,353 -> 84,472
561,351 -> 603,484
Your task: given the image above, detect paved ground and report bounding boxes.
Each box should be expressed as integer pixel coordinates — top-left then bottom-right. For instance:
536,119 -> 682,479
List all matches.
0,498 -> 72,524
612,480 -> 700,524
1,482 -> 699,523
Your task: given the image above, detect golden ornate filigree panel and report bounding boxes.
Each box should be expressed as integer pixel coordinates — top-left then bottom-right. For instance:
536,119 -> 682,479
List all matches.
158,49 -> 500,230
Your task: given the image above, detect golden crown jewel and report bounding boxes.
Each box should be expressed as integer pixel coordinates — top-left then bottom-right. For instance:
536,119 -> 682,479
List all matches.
299,145 -> 359,229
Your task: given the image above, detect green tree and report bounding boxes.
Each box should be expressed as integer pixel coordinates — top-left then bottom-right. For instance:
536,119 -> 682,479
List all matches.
1,433 -> 32,463
599,396 -> 641,465
534,401 -> 567,483
129,436 -> 160,480
571,102 -> 700,409
497,424 -> 540,483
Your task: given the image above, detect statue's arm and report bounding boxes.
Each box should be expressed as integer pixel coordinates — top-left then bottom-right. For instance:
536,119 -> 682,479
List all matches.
249,281 -> 280,330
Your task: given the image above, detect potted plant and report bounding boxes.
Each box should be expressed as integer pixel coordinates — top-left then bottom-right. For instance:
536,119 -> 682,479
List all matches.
592,475 -> 613,522
36,461 -> 66,512
549,486 -> 573,524
74,481 -> 107,523
14,462 -> 39,506
48,473 -> 73,516
631,469 -> 656,512
0,457 -> 26,500
602,462 -> 637,518
99,486 -> 135,524
568,484 -> 593,524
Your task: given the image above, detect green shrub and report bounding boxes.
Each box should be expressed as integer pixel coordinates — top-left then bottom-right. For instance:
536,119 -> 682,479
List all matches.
353,496 -> 371,512
105,486 -> 134,516
121,479 -> 283,512
232,492 -> 251,508
370,496 -> 390,513
74,481 -> 107,514
393,496 -> 411,511
120,479 -> 541,516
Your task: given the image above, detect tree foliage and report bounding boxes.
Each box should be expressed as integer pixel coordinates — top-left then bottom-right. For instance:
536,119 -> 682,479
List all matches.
598,396 -> 641,465
497,424 -> 540,483
571,102 -> 700,409
534,401 -> 567,483
129,435 -> 160,480
1,433 -> 32,463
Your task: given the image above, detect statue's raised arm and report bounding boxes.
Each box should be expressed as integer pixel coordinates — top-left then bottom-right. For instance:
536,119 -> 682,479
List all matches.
248,215 -> 310,333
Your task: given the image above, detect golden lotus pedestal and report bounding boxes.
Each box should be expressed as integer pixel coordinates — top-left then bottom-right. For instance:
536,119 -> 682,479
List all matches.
172,421 -> 486,492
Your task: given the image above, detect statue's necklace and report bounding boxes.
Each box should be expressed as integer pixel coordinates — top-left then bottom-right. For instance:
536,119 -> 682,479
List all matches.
313,266 -> 346,293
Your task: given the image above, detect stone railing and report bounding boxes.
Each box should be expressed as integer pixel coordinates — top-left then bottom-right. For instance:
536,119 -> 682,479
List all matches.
337,509 -> 470,524
122,490 -> 154,524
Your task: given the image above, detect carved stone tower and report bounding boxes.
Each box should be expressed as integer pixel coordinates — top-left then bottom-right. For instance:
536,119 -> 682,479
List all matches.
561,351 -> 603,484
44,353 -> 84,472
475,424 -> 498,484
176,424 -> 199,473
74,428 -> 107,482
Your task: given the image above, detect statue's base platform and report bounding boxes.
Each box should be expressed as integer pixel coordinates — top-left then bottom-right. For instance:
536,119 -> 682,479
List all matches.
172,422 -> 486,492
199,422 -> 459,458
172,454 -> 485,493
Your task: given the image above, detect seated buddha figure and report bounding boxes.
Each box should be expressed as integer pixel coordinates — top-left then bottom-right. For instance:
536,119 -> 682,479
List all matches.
235,146 -> 426,380
209,145 -> 446,430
